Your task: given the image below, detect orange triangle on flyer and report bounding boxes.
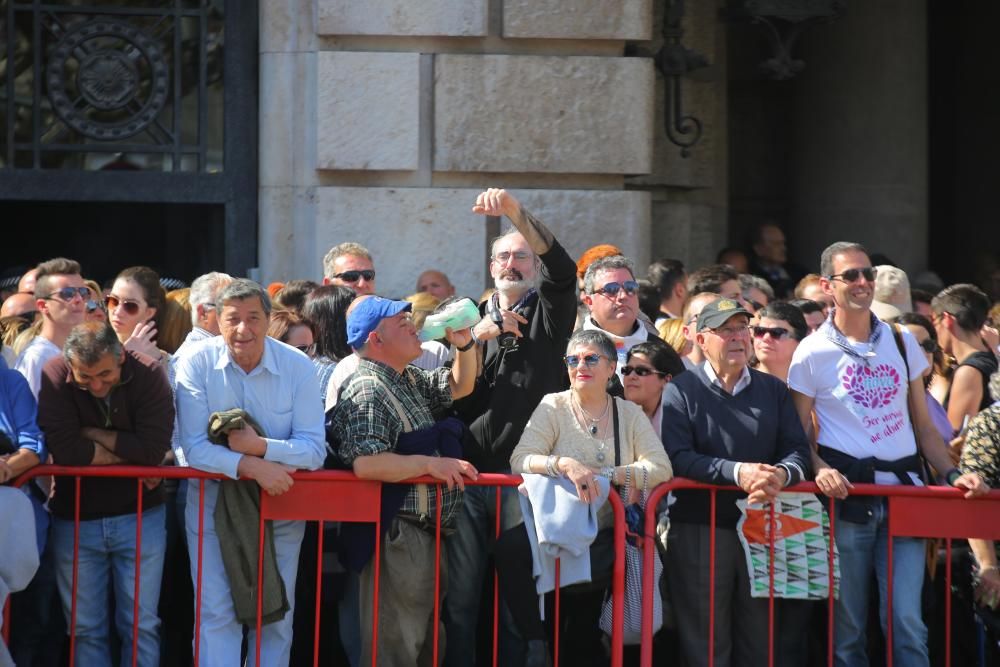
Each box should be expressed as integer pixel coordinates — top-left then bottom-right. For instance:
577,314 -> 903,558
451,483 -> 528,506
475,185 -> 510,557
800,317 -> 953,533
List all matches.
742,508 -> 820,544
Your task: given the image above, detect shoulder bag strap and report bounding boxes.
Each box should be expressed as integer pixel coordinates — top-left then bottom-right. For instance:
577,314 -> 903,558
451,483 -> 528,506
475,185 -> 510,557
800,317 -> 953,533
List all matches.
347,374 -> 413,433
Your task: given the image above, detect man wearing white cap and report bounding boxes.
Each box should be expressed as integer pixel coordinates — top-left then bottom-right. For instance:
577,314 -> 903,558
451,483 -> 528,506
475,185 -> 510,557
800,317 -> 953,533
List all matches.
870,264 -> 912,321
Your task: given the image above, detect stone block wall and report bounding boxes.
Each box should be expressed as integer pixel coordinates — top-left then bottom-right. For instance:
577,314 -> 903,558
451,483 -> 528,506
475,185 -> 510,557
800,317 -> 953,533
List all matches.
258,0 -> 727,298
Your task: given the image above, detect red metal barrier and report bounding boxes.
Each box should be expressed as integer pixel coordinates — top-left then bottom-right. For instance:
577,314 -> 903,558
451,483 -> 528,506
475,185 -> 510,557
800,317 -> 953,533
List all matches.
639,479 -> 1000,667
8,466 -> 627,667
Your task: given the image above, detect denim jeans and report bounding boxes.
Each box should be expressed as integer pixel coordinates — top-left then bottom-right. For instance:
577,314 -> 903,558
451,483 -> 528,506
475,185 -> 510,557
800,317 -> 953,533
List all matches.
443,483 -> 525,667
52,504 -> 167,667
833,498 -> 928,667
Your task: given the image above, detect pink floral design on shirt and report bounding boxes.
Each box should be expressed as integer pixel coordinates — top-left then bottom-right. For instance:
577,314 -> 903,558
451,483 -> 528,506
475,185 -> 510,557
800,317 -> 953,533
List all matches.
841,363 -> 901,409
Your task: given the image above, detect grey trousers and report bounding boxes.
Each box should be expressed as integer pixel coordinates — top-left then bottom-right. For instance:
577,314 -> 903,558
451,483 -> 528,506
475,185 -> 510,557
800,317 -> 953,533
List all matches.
665,522 -> 772,667
360,518 -> 448,667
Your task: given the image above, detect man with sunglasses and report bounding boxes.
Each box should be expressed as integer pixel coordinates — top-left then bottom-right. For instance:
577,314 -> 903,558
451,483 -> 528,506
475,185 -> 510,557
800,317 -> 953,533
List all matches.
661,296 -> 811,667
580,254 -> 659,385
322,241 -> 376,296
14,258 -> 87,399
788,242 -> 989,667
446,188 -> 577,667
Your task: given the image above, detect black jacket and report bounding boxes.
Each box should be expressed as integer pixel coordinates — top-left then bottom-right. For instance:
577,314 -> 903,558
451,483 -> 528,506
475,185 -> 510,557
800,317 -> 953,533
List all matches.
453,240 -> 578,472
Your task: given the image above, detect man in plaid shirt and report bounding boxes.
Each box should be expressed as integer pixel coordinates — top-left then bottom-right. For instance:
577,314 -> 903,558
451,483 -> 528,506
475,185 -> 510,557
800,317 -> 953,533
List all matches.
327,295 -> 479,667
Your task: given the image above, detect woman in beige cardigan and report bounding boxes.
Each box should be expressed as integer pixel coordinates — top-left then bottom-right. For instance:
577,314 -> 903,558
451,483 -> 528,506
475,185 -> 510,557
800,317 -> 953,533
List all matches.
497,329 -> 672,666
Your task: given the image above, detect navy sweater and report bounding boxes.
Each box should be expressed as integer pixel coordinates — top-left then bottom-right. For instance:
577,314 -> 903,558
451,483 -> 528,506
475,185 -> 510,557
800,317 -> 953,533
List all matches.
661,365 -> 811,527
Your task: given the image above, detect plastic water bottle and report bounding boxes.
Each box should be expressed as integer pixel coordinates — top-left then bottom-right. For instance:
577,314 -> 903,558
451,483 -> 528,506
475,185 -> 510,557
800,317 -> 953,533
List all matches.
419,298 -> 481,341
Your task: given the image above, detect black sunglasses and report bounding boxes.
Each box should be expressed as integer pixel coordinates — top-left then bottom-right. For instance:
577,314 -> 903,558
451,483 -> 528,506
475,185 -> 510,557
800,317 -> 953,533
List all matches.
621,365 -> 666,378
564,353 -> 604,368
86,299 -> 106,314
592,280 -> 639,298
42,286 -> 90,302
333,269 -> 375,283
751,325 -> 792,340
105,294 -> 142,316
919,339 -> 938,354
294,343 -> 315,355
827,267 -> 877,283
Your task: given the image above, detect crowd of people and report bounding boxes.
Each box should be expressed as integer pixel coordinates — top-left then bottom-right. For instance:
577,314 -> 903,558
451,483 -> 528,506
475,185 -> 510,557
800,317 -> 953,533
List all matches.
1,187 -> 999,667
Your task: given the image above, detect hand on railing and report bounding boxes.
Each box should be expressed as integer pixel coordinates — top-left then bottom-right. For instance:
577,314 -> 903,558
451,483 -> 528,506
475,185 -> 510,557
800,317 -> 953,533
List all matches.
237,457 -> 296,496
425,457 -> 478,491
738,463 -> 784,504
814,466 -> 852,499
952,471 -> 990,499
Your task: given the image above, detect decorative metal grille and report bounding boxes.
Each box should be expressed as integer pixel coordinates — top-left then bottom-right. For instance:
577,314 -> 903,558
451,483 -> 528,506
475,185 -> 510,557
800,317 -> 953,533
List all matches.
1,0 -> 225,172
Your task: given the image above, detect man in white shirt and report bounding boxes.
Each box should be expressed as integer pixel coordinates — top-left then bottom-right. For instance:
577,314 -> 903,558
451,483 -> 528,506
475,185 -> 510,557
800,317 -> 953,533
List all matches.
14,258 -> 87,397
788,241 -> 988,666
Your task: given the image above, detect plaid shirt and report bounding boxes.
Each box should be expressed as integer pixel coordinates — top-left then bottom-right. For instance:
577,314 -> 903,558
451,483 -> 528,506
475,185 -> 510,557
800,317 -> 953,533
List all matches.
328,358 -> 463,524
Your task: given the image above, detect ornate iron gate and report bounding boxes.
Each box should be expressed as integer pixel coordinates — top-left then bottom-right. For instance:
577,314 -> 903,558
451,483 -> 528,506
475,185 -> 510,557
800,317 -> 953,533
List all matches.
0,0 -> 256,275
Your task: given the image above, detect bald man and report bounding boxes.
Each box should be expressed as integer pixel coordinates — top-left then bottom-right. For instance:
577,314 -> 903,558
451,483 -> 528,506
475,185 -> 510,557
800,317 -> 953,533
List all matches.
416,270 -> 456,301
1,293 -> 37,319
17,269 -> 38,295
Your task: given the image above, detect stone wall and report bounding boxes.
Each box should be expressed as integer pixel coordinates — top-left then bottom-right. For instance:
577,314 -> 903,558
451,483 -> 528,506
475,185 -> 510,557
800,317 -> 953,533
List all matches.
258,0 -> 727,298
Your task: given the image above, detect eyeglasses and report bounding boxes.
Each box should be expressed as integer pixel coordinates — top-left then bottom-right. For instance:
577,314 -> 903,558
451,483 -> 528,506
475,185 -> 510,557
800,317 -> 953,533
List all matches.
492,251 -> 531,263
42,286 -> 90,302
564,353 -> 605,368
827,267 -> 877,283
332,270 -> 375,283
751,325 -> 792,341
85,299 -> 106,314
592,280 -> 639,298
919,339 -> 938,354
621,365 -> 666,378
707,325 -> 751,339
104,294 -> 143,316
294,343 -> 315,355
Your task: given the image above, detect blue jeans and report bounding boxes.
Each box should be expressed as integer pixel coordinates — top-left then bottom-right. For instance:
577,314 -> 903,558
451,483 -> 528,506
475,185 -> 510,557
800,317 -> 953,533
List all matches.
52,504 -> 167,667
833,498 -> 928,667
444,483 -> 525,667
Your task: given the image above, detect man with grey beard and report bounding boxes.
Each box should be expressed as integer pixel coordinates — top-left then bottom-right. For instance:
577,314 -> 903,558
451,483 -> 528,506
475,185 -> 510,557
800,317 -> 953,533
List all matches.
445,188 -> 577,667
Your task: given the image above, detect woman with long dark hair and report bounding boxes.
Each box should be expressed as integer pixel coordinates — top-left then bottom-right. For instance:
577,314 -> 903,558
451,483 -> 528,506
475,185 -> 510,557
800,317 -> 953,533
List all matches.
106,266 -> 168,364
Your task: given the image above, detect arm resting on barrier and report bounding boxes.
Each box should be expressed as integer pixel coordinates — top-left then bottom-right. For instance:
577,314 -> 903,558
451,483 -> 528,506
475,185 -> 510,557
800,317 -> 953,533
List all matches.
791,389 -> 852,499
353,452 -> 478,491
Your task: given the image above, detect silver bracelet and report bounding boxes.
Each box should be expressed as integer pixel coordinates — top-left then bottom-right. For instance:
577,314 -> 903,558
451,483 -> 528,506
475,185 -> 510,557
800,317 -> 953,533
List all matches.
545,455 -> 559,477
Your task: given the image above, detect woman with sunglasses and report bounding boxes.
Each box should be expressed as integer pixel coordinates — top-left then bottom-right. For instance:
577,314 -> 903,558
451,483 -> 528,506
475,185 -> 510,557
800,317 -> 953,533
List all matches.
106,266 -> 169,364
496,329 -> 672,665
622,339 -> 685,436
267,310 -> 316,357
751,301 -> 808,383
84,279 -> 107,324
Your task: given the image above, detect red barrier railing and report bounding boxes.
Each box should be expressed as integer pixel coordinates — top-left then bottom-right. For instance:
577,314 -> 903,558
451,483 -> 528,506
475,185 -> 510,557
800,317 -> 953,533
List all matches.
7,466 -> 627,667
638,479 -> 1000,667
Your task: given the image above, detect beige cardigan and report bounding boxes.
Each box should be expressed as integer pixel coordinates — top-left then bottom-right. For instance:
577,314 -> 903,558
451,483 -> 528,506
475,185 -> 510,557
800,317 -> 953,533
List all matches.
511,391 -> 672,524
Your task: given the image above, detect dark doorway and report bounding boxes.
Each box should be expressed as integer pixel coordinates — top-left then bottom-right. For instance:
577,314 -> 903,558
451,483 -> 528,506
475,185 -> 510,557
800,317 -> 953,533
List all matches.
0,200 -> 224,285
928,0 -> 1000,299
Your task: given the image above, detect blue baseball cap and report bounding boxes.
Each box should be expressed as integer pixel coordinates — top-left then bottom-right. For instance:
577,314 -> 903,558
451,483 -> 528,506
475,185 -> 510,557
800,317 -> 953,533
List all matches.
346,296 -> 412,349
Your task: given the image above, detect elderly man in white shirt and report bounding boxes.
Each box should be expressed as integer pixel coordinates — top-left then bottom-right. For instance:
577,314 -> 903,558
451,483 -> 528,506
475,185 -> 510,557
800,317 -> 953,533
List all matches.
174,279 -> 325,667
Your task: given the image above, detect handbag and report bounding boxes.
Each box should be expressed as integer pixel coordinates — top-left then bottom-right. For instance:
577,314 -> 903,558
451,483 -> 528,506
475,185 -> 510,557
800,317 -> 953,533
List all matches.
598,399 -> 664,644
